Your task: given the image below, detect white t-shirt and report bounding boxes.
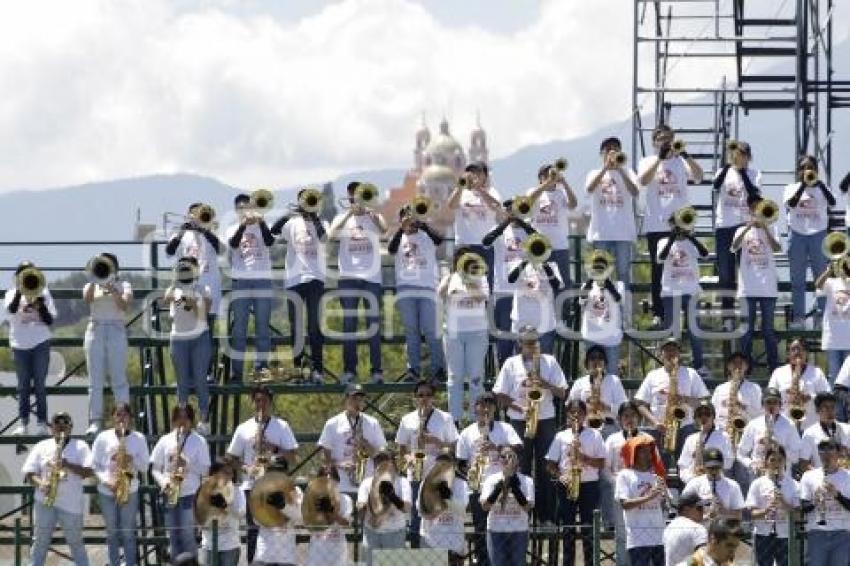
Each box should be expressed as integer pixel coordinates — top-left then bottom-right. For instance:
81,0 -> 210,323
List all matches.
85,280 -> 132,322
634,366 -> 710,426
545,426 -> 607,483
394,230 -> 439,290
822,278 -> 850,350
677,428 -> 734,484
172,229 -> 222,311
3,288 -> 57,350
656,237 -> 702,297
567,373 -> 629,422
418,477 -> 469,554
510,261 -> 562,334
768,364 -> 831,430
168,283 -> 211,339
149,430 -> 210,497
227,416 -> 299,491
318,412 -> 387,493
746,473 -> 800,538
799,421 -> 850,468
714,167 -> 762,228
479,472 -> 534,532
783,182 -> 831,235
639,156 -> 693,234
454,187 -> 502,246
737,414 -> 802,471
732,225 -> 780,298
333,213 -> 383,284
442,272 -> 489,335
255,488 -> 303,563
91,428 -> 150,497
22,437 -> 92,514
280,215 -> 327,288
664,515 -> 708,566
605,431 -> 654,478
836,355 -> 850,389
395,408 -> 459,481
580,281 -> 625,346
456,421 -> 523,480
490,223 -> 528,294
493,353 -> 568,421
615,468 -> 667,549
357,474 -> 412,532
305,493 -> 353,566
225,223 -> 272,279
527,186 -> 573,249
710,380 -> 764,432
681,474 -> 745,512
585,168 -> 639,242
200,485 -> 246,552
799,467 -> 850,532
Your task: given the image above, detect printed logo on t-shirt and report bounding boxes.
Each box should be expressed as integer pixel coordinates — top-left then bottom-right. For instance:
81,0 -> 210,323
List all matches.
744,233 -> 769,269
401,241 -> 426,270
293,226 -> 318,258
19,303 -> 41,324
535,196 -> 560,226
657,167 -> 681,199
723,182 -> 748,212
668,248 -> 696,282
461,198 -> 487,221
347,223 -> 373,255
831,290 -> 850,319
795,193 -> 822,221
635,478 -> 662,511
240,232 -> 264,265
598,177 -> 624,208
589,292 -> 611,322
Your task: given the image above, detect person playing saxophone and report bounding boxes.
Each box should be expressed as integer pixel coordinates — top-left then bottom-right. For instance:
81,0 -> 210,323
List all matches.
745,445 -> 799,566
21,412 -> 93,566
768,338 -> 830,430
678,399 -> 734,485
91,403 -> 149,566
681,448 -> 745,523
567,345 -> 628,438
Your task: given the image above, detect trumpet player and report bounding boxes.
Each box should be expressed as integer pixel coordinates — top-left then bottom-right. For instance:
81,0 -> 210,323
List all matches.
799,392 -> 850,471
567,346 -> 628,437
737,388 -> 802,482
585,136 -> 639,286
785,155 -> 836,329
677,399 -> 734,485
149,404 -> 210,562
745,445 -> 799,566
731,198 -> 782,369
328,181 -> 388,384
768,338 -> 830,430
545,400 -> 606,566
657,209 -> 710,374
82,252 -> 132,435
21,412 -> 93,566
815,254 -> 850,383
356,450 -> 412,566
493,326 -> 567,523
638,124 -> 704,326
507,236 -> 563,354
480,446 -> 534,566
91,403 -> 149,566
198,460 -> 245,566
681,447 -> 745,522
226,386 -> 298,561
799,439 -> 850,565
6,260 -> 56,436
579,255 -> 626,375
388,203 -> 446,381
270,188 -> 329,383
227,193 -> 275,382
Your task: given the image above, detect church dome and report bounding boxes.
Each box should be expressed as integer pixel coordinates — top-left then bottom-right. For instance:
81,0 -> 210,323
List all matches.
423,118 -> 465,171
419,164 -> 457,185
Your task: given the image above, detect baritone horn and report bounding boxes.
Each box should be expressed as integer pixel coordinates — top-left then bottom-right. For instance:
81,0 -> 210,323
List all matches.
297,188 -> 324,214
458,252 -> 488,279
85,254 -> 116,285
823,232 -> 850,261
411,195 -> 433,220
523,233 -> 552,264
584,249 -> 615,282
354,183 -> 379,207
753,199 -> 779,225
673,206 -> 697,231
17,266 -> 46,300
250,189 -> 275,212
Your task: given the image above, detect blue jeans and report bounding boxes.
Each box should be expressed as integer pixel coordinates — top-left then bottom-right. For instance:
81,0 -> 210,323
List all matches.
337,278 -> 383,375
806,530 -> 850,566
628,545 -> 664,566
557,480 -> 600,566
585,340 -> 621,375
99,491 -> 139,566
229,277 -> 273,379
207,548 -> 240,566
715,226 -> 740,310
396,287 -> 444,376
85,321 -> 130,423
511,418 -> 556,523
287,279 -> 324,371
163,494 -> 197,560
742,297 -> 779,370
31,500 -> 90,566
594,240 -> 633,288
487,531 -> 528,566
662,295 -> 703,368
646,233 -> 666,318
444,330 -> 488,421
409,480 -> 422,547
788,230 -> 827,320
755,534 -> 788,566
362,526 -> 406,566
172,330 -> 211,418
492,293 -> 515,365
827,349 -> 850,385
14,340 -> 49,424
470,493 -> 490,566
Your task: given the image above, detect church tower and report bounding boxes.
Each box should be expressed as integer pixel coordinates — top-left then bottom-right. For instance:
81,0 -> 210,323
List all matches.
468,112 -> 488,164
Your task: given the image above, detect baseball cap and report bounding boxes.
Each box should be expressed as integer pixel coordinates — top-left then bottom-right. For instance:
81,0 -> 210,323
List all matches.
677,491 -> 708,510
763,388 -> 782,402
344,383 -> 366,397
703,447 -> 723,468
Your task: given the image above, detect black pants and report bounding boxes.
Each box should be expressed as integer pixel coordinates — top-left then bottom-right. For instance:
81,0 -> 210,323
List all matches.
646,232 -> 666,319
755,534 -> 788,566
243,489 -> 258,562
556,480 -> 600,566
287,279 -> 324,371
628,545 -> 664,566
470,492 -> 490,566
510,417 -> 556,522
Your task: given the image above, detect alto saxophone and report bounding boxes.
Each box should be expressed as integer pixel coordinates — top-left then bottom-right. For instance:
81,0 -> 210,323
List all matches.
693,427 -> 707,477
525,352 -> 542,439
44,431 -> 68,507
164,426 -> 186,507
587,366 -> 605,429
725,369 -> 746,452
663,359 -> 687,452
467,423 -> 489,492
352,418 -> 368,485
114,423 -> 135,506
251,411 -> 271,479
788,363 -> 805,423
412,408 -> 427,482
559,418 -> 583,500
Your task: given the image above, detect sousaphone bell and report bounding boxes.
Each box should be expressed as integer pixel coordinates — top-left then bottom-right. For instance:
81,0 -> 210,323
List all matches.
418,460 -> 455,519
302,476 -> 341,527
194,476 -> 234,527
367,461 -> 396,528
249,470 -> 297,528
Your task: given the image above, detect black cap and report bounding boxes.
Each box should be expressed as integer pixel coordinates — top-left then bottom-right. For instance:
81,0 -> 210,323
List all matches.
763,388 -> 782,402
678,491 -> 708,510
464,161 -> 488,174
344,383 -> 366,397
599,137 -> 622,151
52,412 -> 73,426
818,439 -> 840,452
703,447 -> 723,468
234,193 -> 250,206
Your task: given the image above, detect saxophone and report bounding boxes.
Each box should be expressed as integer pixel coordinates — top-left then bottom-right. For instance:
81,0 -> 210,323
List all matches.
411,409 -> 427,482
725,369 -> 747,451
44,431 -> 68,507
663,358 -> 687,452
251,412 -> 271,479
114,423 -> 135,506
816,481 -> 829,526
559,417 -> 583,500
164,426 -> 186,507
693,427 -> 706,477
525,351 -> 542,439
586,366 -> 605,429
788,363 -> 806,423
467,422 -> 489,492
352,417 -> 368,485
769,467 -> 782,535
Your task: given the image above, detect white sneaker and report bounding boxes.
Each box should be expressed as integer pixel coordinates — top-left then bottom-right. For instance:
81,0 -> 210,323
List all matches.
196,421 -> 210,436
371,371 -> 384,384
35,422 -> 49,436
85,422 -> 100,436
11,423 -> 27,436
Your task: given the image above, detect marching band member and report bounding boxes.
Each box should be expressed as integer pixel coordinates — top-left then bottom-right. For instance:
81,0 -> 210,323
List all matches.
22,412 -> 93,566
768,338 -> 830,430
507,245 -> 563,354
357,450 -> 412,566
328,181 -> 388,384
638,124 -> 704,326
799,439 -> 850,565
226,193 -> 275,381
226,386 -> 298,562
585,136 -> 639,286
165,256 -> 213,434
318,383 -> 387,496
82,252 -> 132,435
395,379 -> 458,547
785,155 -> 835,329
456,392 -> 523,566
253,458 -> 304,566
6,260 -> 57,436
91,403 -> 149,566
662,492 -> 708,566
438,246 -> 490,423
656,208 -> 710,375
545,399 -> 606,566
799,392 -> 850,471
615,435 -> 669,566
677,399 -> 734,485
579,267 -> 626,376
304,466 -> 353,566
746,444 -> 799,566
417,451 -> 469,565
388,204 -> 445,381
567,346 -> 628,438
711,353 -> 764,437
815,255 -> 850,383
480,446 -> 534,566
493,326 -> 567,523
150,404 -> 211,563
737,388 -> 802,482
198,460 -> 246,566
270,188 -> 329,383
681,447 -> 745,521
834,356 -> 850,423
683,519 -> 743,566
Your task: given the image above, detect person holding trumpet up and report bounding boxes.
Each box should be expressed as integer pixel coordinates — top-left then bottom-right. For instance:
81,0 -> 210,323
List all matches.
579,249 -> 626,375
815,237 -> 850,383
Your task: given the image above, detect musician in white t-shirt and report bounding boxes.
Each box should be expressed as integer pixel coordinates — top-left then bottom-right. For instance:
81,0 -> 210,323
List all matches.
417,451 -> 469,563
526,161 -> 578,289
746,444 -> 799,566
663,492 -> 708,566
681,448 -> 745,522
815,258 -> 850,383
737,388 -> 802,481
799,439 -> 850,565
480,447 -> 534,566
768,338 -> 831,430
357,451 -> 412,566
507,255 -> 563,354
568,346 -> 628,437
580,272 -> 626,375
305,466 -> 353,566
254,459 -> 304,565
677,399 -> 734,485
799,392 -> 850,471
198,460 -> 246,566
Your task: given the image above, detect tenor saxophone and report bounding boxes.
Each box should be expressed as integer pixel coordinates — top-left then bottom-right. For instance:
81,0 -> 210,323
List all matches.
587,366 -> 605,429
663,359 -> 687,452
467,422 -> 489,492
725,369 -> 746,451
114,423 -> 135,506
525,352 -> 542,439
788,363 -> 805,423
412,408 -> 427,482
44,431 -> 68,507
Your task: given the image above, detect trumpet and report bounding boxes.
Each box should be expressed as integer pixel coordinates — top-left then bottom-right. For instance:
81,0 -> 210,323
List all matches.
85,254 -> 116,286
457,252 -> 488,279
550,157 -> 568,176
753,199 -> 779,225
250,189 -> 275,212
411,195 -> 432,221
297,188 -> 323,215
194,203 -> 216,228
823,232 -> 850,261
671,139 -> 687,154
727,139 -> 740,152
523,233 -> 552,264
17,266 -> 45,300
511,196 -> 534,218
584,248 -> 615,282
673,206 -> 697,231
457,175 -> 470,189
803,169 -> 819,187
612,151 -> 627,166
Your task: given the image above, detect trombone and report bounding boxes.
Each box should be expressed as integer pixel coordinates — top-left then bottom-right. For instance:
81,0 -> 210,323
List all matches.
339,183 -> 379,209
17,266 -> 46,300
673,206 -> 697,231
753,199 -> 779,225
193,204 -> 216,229
85,254 -> 116,285
523,233 -> 552,264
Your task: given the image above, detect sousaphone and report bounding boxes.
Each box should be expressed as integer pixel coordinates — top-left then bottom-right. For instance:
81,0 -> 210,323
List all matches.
302,476 -> 341,527
367,461 -> 396,528
419,459 -> 456,519
249,470 -> 297,528
194,476 -> 233,527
